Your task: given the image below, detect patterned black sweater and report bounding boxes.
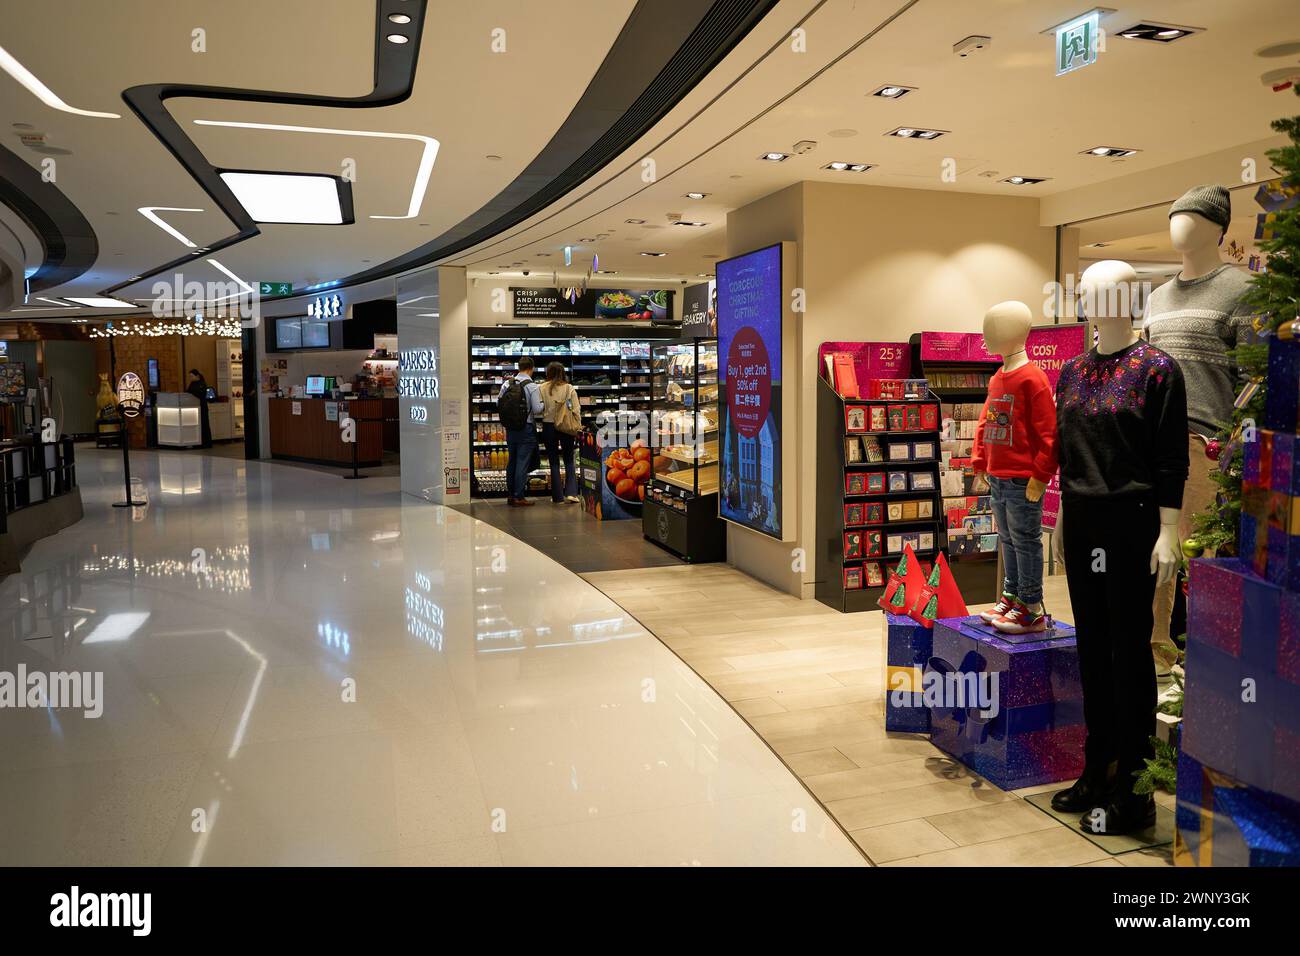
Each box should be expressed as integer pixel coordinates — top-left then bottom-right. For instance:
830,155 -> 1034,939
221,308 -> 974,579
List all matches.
1055,339 -> 1189,509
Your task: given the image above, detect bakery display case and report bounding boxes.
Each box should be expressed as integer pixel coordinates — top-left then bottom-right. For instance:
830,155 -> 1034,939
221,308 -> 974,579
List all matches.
643,339 -> 725,562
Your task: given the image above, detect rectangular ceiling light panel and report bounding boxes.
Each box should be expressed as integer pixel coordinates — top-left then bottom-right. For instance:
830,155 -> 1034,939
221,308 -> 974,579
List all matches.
219,171 -> 347,224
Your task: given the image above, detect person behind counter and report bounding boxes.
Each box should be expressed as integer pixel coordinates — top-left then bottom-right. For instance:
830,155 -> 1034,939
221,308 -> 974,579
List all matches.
186,368 -> 213,448
497,357 -> 542,506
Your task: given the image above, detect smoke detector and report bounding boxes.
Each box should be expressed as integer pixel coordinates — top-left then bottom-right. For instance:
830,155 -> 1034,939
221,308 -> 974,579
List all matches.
953,35 -> 992,57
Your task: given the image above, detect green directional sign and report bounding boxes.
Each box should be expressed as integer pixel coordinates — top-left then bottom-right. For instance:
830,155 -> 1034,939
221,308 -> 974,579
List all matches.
259,282 -> 294,297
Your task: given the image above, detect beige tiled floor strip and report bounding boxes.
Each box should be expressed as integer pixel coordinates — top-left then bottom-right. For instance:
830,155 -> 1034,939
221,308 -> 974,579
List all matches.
583,563 -> 1174,867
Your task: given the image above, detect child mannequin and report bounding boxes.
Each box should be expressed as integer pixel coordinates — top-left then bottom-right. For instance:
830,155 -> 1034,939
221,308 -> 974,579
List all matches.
971,301 -> 1058,634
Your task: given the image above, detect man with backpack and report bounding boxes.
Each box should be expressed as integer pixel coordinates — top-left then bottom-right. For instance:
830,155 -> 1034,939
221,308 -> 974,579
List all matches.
497,357 -> 544,506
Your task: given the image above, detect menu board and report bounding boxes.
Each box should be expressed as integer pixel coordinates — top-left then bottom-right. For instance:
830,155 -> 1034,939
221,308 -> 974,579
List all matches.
717,243 -> 784,539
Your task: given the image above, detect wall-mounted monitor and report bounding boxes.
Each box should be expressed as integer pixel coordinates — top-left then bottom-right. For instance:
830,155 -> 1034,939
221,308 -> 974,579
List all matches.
275,318 -> 302,350
147,357 -> 160,389
302,318 -> 331,348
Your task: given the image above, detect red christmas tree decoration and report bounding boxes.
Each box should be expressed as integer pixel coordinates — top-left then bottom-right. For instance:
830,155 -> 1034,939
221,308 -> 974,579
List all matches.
877,544 -> 926,615
907,552 -> 969,627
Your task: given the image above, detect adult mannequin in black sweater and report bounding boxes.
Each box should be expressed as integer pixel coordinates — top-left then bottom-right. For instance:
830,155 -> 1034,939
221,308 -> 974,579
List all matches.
1050,260 -> 1189,835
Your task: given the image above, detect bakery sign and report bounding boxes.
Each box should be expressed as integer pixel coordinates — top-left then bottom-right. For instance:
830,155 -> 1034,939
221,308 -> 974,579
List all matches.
116,372 -> 145,418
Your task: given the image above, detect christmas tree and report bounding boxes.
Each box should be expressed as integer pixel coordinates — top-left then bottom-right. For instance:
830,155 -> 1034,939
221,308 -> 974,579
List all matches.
1190,86 -> 1300,556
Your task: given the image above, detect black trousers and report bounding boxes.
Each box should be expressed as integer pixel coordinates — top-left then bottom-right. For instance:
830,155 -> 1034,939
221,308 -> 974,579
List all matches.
1061,494 -> 1160,797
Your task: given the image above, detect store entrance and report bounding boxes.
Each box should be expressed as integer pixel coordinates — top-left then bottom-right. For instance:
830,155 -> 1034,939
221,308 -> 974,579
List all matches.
466,325 -> 722,573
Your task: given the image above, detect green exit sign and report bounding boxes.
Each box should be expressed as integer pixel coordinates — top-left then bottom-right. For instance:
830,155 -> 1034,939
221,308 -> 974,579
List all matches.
1056,11 -> 1100,76
259,282 -> 294,297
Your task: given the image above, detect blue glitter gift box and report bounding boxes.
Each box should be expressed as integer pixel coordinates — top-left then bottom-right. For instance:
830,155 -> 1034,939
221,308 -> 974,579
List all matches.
1175,753 -> 1300,867
1263,336 -> 1299,433
925,616 -> 1084,790
1185,559 -> 1300,805
1240,431 -> 1300,590
884,613 -> 931,734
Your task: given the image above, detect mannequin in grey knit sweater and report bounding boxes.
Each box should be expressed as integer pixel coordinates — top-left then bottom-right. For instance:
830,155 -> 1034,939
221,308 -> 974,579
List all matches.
1142,184 -> 1256,672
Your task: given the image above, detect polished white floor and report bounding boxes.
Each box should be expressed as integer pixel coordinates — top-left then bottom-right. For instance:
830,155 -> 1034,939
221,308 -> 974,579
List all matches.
0,448 -> 864,866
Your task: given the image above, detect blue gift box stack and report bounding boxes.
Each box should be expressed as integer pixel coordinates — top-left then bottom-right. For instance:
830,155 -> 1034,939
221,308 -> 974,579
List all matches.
924,616 -> 1084,790
884,613 -> 931,734
1176,335 -> 1300,866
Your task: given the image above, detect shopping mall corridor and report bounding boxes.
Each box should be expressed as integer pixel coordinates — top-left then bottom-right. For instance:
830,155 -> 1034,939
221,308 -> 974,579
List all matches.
0,447 -> 864,866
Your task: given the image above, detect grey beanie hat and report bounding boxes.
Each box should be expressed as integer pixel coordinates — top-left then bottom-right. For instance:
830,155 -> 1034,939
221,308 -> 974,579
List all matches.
1169,184 -> 1231,232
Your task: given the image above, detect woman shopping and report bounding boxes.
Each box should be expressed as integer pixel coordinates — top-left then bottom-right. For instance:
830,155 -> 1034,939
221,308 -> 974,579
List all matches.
539,361 -> 581,503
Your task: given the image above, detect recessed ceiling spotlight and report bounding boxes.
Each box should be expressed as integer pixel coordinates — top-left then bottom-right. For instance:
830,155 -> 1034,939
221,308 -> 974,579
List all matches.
640,252 -> 667,257
625,218 -> 646,224
684,192 -> 709,200
887,127 -> 947,139
672,221 -> 709,227
823,162 -> 873,172
759,152 -> 790,162
578,237 -> 596,242
597,270 -> 618,274
1003,176 -> 1047,185
871,84 -> 915,98
696,273 -> 713,278
387,13 -> 412,24
485,154 -> 502,161
1117,22 -> 1201,43
1082,146 -> 1140,158
386,34 -> 409,44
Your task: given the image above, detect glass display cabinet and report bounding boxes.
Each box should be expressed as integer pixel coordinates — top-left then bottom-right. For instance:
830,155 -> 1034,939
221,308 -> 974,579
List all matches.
643,339 -> 726,562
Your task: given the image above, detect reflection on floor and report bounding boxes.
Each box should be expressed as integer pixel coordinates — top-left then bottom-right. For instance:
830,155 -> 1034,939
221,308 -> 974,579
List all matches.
0,448 -> 863,866
584,564 -> 1176,868
466,497 -> 683,574
201,441 -> 402,479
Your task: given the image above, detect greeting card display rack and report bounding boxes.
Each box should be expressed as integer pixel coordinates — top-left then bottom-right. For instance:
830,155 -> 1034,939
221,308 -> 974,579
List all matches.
907,332 -> 1001,602
814,376 -> 945,613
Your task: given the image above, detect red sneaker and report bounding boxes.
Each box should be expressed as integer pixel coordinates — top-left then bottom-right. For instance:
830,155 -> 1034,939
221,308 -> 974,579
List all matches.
993,602 -> 1049,635
979,594 -> 1016,625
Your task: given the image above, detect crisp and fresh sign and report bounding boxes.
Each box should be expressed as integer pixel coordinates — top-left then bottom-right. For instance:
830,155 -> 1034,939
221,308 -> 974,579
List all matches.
1056,11 -> 1099,75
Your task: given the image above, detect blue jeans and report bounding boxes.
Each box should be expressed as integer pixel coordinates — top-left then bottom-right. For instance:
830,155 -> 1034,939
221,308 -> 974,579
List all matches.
988,475 -> 1044,606
505,426 -> 538,500
541,423 -> 578,500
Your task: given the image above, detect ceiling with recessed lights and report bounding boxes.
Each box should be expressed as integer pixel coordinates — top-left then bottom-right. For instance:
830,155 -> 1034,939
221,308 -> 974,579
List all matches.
440,0 -> 1299,281
2,0 -> 1297,319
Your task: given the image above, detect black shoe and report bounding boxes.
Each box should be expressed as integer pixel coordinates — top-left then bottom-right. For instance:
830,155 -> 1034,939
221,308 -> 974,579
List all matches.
1078,795 -> 1156,836
1051,775 -> 1109,814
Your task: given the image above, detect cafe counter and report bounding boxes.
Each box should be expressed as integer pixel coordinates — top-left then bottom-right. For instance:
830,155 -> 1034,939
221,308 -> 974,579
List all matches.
268,397 -> 385,466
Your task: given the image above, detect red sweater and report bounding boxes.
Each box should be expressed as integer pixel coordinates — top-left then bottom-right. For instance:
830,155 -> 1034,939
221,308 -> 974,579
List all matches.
971,362 -> 1059,483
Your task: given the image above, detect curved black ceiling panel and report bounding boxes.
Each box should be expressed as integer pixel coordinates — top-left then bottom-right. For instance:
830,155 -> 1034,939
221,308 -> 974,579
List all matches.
103,0 -> 427,297
0,141 -> 99,293
342,0 -> 779,284
100,0 -> 777,305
